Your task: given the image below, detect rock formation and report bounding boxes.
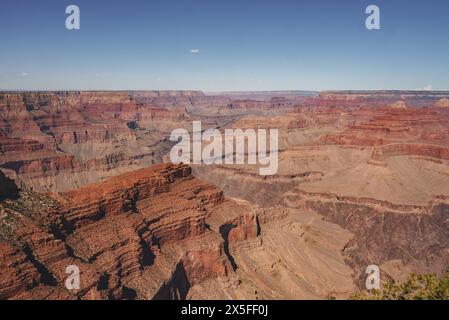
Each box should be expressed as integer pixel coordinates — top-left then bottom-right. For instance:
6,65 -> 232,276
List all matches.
1,163 -> 357,299
2,90 -> 449,300
435,98 -> 449,108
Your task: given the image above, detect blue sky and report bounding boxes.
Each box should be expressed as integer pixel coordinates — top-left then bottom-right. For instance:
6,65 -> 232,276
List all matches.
0,0 -> 448,91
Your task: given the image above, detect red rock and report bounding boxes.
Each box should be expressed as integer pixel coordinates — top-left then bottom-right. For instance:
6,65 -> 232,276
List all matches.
0,163 -> 258,299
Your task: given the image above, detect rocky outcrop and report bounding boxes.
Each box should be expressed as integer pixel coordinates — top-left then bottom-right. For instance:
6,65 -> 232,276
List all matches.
1,163 -> 359,300
318,107 -> 449,154
0,170 -> 19,200
382,143 -> 449,161
387,100 -> 408,110
0,90 -> 276,192
434,98 -> 449,108
0,91 -> 201,191
282,189 -> 449,287
315,90 -> 449,108
3,90 -> 449,300
0,164 -> 268,300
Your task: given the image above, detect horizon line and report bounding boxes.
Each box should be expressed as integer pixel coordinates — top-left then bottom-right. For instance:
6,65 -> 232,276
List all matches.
1,89 -> 449,94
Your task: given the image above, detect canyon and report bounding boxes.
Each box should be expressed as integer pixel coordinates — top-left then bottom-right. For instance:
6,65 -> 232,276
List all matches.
1,90 -> 449,299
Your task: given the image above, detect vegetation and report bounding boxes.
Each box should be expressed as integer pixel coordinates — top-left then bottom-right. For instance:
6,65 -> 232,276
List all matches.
0,190 -> 58,243
351,272 -> 449,300
0,190 -> 56,221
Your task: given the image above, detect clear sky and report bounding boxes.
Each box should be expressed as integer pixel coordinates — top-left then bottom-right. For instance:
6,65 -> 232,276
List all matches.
0,0 -> 448,91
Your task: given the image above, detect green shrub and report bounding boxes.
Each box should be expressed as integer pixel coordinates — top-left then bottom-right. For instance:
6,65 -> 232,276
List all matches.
351,271 -> 449,300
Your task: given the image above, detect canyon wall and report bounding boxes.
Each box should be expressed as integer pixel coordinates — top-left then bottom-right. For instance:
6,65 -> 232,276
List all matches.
0,164 -> 241,299
0,163 -> 358,300
2,90 -> 449,299
0,91 -> 204,192
282,190 -> 449,287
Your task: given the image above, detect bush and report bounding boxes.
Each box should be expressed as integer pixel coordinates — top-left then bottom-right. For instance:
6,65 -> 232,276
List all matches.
351,271 -> 449,300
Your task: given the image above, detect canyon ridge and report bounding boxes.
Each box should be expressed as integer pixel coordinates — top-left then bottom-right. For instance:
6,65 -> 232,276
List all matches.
1,90 -> 449,299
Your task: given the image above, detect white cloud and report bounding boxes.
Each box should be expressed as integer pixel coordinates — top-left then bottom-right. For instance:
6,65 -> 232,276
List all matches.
20,72 -> 29,77
190,49 -> 200,54
415,84 -> 433,91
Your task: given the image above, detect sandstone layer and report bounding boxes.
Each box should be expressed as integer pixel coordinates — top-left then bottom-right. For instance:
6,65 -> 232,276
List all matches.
1,163 -> 356,299
2,90 -> 449,300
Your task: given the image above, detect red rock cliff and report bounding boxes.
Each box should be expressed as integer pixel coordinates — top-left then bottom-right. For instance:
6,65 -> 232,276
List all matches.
0,163 -> 262,300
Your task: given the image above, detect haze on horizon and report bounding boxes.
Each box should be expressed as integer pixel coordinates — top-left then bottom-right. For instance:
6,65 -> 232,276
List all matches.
0,0 -> 448,92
